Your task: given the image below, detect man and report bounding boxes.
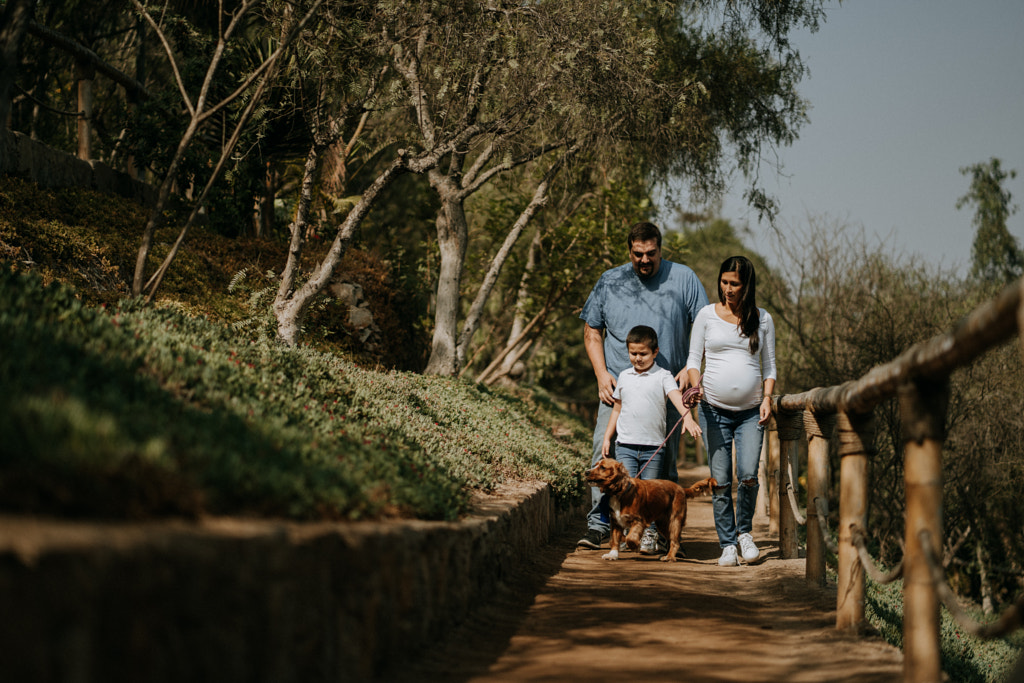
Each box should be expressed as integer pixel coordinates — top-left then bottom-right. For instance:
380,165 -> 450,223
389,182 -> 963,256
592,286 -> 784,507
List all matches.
577,221 -> 709,552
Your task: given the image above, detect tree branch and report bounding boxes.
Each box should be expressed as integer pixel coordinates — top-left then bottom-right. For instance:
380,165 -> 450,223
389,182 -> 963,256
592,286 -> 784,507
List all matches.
461,140 -> 566,197
456,143 -> 579,367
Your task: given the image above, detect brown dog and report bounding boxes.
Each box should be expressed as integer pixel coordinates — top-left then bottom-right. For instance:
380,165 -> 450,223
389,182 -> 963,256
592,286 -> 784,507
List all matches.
585,457 -> 716,562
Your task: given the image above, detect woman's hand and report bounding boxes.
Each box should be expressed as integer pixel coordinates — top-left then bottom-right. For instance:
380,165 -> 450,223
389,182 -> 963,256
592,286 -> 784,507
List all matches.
758,395 -> 772,425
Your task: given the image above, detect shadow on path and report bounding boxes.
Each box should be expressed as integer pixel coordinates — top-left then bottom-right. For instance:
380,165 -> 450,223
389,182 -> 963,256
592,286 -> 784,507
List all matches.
380,467 -> 905,683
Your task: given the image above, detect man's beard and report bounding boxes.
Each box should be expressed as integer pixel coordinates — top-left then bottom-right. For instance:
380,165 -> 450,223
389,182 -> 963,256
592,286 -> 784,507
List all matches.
636,265 -> 656,280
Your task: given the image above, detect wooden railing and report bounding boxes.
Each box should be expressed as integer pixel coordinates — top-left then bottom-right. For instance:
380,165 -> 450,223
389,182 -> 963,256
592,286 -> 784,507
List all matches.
764,276 -> 1024,683
11,20 -> 150,167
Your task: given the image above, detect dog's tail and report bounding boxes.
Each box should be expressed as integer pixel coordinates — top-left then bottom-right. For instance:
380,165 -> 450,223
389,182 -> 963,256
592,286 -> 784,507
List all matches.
684,477 -> 718,498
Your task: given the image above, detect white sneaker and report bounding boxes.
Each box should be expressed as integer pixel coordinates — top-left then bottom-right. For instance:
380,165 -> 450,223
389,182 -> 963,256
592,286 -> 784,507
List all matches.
738,533 -> 759,562
718,545 -> 738,566
640,527 -> 660,555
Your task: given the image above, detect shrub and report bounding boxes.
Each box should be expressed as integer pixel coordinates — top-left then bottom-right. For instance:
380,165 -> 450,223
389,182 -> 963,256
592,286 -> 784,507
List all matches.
0,268 -> 590,521
865,577 -> 1024,683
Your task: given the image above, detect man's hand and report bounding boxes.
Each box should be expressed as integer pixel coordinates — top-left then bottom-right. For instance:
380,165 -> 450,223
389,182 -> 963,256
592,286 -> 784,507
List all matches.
584,323 -> 616,405
597,370 -> 616,406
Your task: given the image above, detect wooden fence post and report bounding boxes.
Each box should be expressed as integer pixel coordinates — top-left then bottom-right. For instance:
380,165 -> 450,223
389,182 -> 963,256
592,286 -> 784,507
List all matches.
836,410 -> 875,633
775,410 -> 802,559
1018,277 -> 1024,363
804,410 -> 835,587
75,58 -> 94,161
900,377 -> 948,683
766,415 -> 780,537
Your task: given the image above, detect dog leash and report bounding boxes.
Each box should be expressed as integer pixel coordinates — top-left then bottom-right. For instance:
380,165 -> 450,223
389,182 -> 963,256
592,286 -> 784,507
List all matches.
634,374 -> 702,478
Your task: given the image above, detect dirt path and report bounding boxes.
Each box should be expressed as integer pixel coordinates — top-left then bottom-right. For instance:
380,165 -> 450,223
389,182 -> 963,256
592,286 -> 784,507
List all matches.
382,466 -> 905,683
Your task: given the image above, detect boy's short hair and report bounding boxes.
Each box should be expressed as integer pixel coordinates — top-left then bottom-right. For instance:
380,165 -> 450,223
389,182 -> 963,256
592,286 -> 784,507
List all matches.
626,325 -> 658,350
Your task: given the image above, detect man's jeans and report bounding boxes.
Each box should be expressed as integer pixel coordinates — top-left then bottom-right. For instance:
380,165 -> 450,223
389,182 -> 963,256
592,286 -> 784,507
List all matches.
698,401 -> 763,548
585,400 -> 681,535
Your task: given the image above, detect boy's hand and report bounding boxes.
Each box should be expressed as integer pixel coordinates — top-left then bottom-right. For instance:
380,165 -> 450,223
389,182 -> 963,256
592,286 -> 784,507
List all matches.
682,412 -> 702,438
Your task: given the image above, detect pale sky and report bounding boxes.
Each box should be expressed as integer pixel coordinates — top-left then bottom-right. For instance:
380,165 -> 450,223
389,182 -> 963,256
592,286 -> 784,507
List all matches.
660,0 -> 1024,276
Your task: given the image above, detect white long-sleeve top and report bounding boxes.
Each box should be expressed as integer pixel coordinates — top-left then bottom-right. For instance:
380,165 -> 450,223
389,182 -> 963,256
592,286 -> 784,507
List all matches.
686,304 -> 777,411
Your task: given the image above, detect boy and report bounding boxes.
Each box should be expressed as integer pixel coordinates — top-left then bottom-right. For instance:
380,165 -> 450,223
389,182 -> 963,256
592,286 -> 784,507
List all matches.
602,325 -> 702,554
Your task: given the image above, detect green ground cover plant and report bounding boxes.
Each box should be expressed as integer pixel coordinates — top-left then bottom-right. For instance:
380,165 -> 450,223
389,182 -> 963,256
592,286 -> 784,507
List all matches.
813,549 -> 1023,681
0,267 -> 590,521
866,577 -> 1023,683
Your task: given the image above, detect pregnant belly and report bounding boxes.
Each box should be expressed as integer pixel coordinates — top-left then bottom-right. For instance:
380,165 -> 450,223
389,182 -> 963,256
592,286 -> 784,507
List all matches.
712,375 -> 761,408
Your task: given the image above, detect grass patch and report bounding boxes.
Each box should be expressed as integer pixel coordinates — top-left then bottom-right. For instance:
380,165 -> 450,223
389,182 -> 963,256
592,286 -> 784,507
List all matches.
0,267 -> 590,521
779,551 -> 1022,683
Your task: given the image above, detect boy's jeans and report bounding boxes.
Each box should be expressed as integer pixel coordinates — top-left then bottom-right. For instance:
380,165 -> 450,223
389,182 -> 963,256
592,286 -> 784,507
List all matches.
586,400 -> 681,535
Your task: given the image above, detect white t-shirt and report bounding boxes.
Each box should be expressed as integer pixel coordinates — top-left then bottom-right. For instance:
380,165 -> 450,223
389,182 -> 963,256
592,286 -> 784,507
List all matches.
612,366 -> 680,446
685,304 -> 777,411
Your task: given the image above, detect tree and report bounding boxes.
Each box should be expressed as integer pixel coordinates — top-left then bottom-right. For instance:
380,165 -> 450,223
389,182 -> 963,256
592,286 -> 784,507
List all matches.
400,0 -> 826,375
767,217 -> 1024,609
259,0 -> 827,360
127,0 -> 324,300
957,157 -> 1022,285
0,0 -> 37,155
374,0 -> 601,375
268,2 -> 508,347
473,163 -> 648,388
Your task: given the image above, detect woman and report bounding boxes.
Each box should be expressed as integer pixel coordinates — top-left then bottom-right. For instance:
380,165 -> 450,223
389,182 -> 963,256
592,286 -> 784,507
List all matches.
686,255 -> 776,567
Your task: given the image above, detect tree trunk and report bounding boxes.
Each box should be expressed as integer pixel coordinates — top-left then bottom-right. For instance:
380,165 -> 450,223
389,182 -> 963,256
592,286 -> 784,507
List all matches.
132,128 -> 196,294
479,184 -> 593,385
475,275 -> 580,386
496,229 -> 541,382
129,0 -> 322,298
274,140 -> 322,318
478,229 -> 541,386
275,155 -> 408,346
141,70 -> 274,302
0,0 -> 36,157
75,58 -> 94,160
423,179 -> 468,375
454,155 -> 561,371
976,542 -> 994,615
256,162 -> 276,237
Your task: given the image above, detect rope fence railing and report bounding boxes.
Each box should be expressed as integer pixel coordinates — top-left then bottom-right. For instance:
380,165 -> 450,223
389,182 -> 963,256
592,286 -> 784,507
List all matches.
782,466 -> 903,585
783,479 -> 806,526
851,524 -> 903,585
812,497 -> 837,555
919,531 -> 1024,641
763,275 -> 1024,683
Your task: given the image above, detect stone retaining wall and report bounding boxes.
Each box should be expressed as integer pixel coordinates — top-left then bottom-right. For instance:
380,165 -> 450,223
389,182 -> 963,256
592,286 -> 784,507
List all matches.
1,130 -> 156,205
0,481 -> 576,682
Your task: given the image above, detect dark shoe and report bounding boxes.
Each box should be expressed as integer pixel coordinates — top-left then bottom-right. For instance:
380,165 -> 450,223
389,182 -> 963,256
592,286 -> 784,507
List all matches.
576,529 -> 605,549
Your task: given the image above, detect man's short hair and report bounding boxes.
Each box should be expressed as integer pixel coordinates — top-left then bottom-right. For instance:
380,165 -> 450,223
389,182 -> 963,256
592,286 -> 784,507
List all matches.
627,222 -> 662,249
626,324 -> 659,350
